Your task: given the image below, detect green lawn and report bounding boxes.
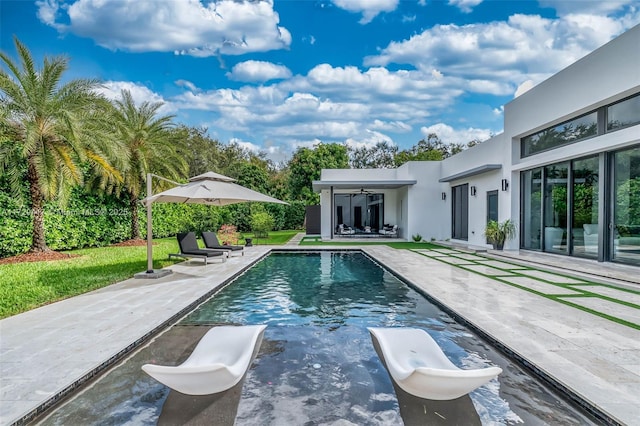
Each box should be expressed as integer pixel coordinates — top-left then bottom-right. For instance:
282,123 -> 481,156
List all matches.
0,230 -> 300,319
299,236 -> 441,250
240,229 -> 300,245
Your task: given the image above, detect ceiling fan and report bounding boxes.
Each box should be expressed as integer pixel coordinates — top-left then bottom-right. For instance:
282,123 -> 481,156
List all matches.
349,187 -> 373,194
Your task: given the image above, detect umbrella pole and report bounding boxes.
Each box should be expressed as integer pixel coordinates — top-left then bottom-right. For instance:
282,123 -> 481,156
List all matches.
146,173 -> 154,273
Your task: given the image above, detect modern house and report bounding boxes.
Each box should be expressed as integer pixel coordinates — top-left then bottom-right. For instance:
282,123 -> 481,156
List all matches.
313,24 -> 640,267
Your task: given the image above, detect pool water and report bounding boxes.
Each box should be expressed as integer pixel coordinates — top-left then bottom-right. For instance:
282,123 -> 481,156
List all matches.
39,252 -> 595,425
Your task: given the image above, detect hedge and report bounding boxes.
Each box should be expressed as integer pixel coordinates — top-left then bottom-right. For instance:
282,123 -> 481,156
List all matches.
0,189 -> 306,258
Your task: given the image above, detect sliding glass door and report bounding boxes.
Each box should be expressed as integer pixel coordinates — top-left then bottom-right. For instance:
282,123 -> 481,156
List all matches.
520,145 -> 639,266
452,184 -> 468,240
334,193 -> 384,233
572,156 -> 599,258
543,162 -> 569,253
613,146 -> 640,265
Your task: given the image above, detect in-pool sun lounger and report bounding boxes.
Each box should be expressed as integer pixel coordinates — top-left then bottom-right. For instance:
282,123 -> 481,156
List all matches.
368,327 -> 502,400
142,325 -> 267,395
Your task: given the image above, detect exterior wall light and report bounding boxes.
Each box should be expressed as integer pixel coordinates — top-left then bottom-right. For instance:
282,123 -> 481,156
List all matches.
441,192 -> 446,200
470,186 -> 477,196
501,179 -> 509,191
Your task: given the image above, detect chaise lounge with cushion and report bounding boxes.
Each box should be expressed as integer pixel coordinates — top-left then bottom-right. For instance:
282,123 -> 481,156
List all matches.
202,231 -> 244,256
379,224 -> 398,237
337,224 -> 355,235
169,232 -> 227,264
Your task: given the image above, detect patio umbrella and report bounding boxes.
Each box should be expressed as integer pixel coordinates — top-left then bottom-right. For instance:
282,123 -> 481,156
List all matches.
146,172 -> 287,206
137,172 -> 287,278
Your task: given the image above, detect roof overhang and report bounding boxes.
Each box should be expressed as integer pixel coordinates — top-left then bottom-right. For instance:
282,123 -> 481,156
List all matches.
312,179 -> 417,192
438,164 -> 502,183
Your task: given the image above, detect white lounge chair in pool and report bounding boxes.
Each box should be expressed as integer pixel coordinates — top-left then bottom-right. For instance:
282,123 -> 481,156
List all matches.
142,325 -> 266,395
368,327 -> 502,400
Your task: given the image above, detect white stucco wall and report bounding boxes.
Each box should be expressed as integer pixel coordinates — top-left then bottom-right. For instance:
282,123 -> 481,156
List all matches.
399,162 -> 449,241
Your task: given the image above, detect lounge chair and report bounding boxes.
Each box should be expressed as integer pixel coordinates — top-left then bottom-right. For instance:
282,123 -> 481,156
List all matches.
202,231 -> 244,256
368,327 -> 502,400
142,325 -> 267,395
379,224 -> 398,237
169,232 -> 227,264
337,224 -> 355,235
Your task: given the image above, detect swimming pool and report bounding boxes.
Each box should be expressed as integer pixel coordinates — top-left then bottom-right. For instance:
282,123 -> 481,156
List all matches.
39,252 -> 595,425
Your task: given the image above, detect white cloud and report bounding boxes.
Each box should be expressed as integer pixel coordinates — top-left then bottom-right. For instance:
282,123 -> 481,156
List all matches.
345,130 -> 394,149
168,7 -> 638,157
97,81 -> 177,114
420,123 -> 492,144
227,60 -> 292,82
364,12 -> 640,92
448,0 -> 483,14
369,120 -> 412,133
539,0 -> 637,16
37,0 -> 291,56
175,79 -> 198,92
331,0 -> 399,24
35,0 -> 60,28
514,80 -> 535,98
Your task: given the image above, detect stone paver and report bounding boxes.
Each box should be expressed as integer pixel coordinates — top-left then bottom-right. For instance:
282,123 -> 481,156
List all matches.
517,269 -> 586,284
557,296 -> 640,325
433,256 -> 476,265
460,264 -> 517,276
476,260 -> 529,270
569,285 -> 640,306
500,276 -> 583,295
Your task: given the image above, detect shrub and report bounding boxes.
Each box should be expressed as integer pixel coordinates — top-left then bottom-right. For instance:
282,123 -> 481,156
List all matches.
251,212 -> 274,238
218,224 -> 240,245
412,234 -> 423,242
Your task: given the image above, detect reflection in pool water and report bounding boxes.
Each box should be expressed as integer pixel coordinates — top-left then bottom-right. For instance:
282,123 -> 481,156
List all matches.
39,252 -> 595,425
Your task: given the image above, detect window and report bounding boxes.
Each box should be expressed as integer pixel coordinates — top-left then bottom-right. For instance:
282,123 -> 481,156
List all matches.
486,191 -> 498,244
522,112 -> 597,157
607,93 -> 640,131
520,92 -> 639,158
451,184 -> 468,240
572,157 -> 599,258
612,146 -> 640,265
544,163 -> 569,253
521,168 -> 542,250
333,193 -> 384,233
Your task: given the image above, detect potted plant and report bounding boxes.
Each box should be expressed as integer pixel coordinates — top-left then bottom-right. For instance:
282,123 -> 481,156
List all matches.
484,219 -> 517,250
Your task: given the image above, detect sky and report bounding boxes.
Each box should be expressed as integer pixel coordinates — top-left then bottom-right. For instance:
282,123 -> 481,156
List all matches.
1,0 -> 639,164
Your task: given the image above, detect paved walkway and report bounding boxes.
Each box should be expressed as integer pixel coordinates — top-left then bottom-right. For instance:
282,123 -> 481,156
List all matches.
1,245 -> 638,425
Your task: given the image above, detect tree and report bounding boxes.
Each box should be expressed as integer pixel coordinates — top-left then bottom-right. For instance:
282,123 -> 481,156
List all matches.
394,134 -> 479,167
0,37 -> 123,253
288,143 -> 349,204
178,126 -> 224,176
237,162 -> 270,193
108,89 -> 187,239
349,141 -> 397,169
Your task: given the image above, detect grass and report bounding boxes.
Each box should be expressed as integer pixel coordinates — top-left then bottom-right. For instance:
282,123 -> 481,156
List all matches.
299,236 -> 441,250
240,229 -> 300,245
0,230 -> 300,319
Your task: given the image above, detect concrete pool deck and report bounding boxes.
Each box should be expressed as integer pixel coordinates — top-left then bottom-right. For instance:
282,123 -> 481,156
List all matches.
1,244 -> 639,425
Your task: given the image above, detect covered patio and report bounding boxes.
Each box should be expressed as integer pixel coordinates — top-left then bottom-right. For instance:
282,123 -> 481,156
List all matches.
312,169 -> 416,240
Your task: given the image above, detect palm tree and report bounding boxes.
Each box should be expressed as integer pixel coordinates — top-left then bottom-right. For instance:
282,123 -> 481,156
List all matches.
109,89 -> 187,240
0,37 -> 124,253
